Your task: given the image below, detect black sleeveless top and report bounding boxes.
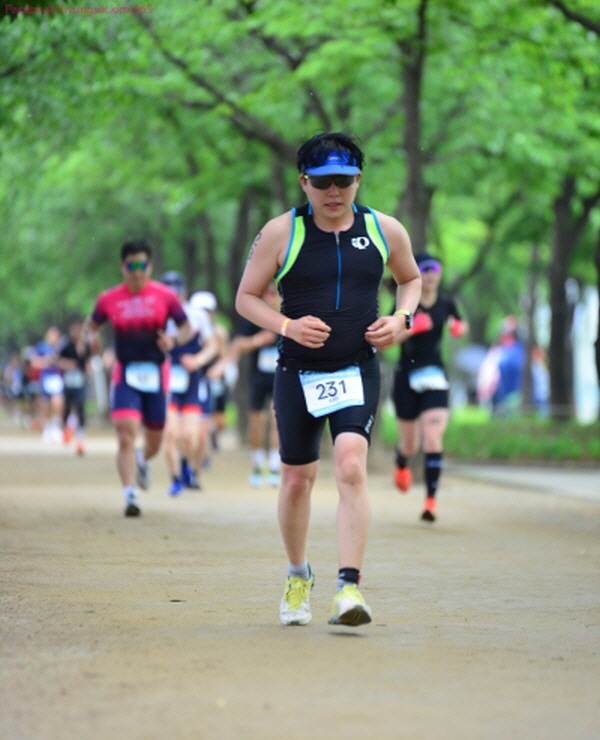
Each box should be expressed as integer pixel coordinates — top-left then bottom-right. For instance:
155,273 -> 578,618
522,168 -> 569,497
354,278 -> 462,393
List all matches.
275,203 -> 389,367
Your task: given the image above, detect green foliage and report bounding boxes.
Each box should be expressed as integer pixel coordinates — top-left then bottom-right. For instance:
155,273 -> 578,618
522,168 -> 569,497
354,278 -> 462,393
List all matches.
1,0 -> 599,395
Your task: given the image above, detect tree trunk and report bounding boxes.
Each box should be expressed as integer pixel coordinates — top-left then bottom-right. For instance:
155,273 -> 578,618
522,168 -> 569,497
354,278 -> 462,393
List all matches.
224,192 -> 254,326
521,244 -> 540,414
201,212 -> 217,292
396,0 -> 433,255
548,178 -> 575,419
548,178 -> 600,419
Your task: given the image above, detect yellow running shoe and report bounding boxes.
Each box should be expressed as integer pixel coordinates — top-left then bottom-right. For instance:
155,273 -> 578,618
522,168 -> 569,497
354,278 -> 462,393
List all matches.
279,574 -> 315,626
328,584 -> 372,626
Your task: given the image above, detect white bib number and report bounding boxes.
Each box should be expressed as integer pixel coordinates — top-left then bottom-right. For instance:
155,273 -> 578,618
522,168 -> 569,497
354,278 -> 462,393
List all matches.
209,378 -> 225,396
257,346 -> 278,374
198,378 -> 210,403
169,365 -> 190,394
300,366 -> 364,418
408,365 -> 449,392
125,362 -> 160,393
63,369 -> 85,389
42,373 -> 64,395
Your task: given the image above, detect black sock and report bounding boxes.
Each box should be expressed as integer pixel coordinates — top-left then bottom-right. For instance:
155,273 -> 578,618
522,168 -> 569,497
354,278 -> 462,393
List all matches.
337,567 -> 361,590
424,452 -> 443,498
395,451 -> 408,468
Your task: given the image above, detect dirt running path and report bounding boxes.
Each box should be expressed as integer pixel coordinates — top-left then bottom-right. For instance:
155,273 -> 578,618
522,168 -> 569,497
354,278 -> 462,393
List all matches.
1,425 -> 599,740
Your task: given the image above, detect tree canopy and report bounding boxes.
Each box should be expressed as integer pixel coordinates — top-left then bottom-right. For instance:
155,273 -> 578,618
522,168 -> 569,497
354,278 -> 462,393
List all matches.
1,0 -> 599,417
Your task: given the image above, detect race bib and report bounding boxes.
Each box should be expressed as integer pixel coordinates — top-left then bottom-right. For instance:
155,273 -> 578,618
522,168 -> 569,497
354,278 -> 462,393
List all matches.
169,365 -> 189,394
125,362 -> 160,392
198,377 -> 210,404
42,373 -> 64,395
257,346 -> 278,374
209,378 -> 225,396
300,366 -> 364,418
63,369 -> 85,389
408,365 -> 449,392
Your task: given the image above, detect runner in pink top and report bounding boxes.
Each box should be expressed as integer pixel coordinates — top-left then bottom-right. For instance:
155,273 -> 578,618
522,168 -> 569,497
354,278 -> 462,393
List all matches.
86,240 -> 193,517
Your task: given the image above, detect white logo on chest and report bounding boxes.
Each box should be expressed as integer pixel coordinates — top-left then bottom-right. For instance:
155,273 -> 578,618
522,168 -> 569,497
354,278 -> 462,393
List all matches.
351,237 -> 370,250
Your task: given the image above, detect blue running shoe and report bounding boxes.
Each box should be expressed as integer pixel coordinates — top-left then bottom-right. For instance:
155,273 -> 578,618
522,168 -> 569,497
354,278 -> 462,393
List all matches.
181,460 -> 201,489
181,460 -> 192,485
169,477 -> 184,497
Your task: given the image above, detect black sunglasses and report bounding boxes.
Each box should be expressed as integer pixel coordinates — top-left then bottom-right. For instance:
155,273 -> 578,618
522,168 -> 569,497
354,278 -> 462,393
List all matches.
303,174 -> 356,190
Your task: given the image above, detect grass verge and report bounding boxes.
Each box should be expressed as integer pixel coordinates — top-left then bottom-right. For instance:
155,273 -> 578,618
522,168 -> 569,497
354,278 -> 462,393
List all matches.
379,402 -> 600,463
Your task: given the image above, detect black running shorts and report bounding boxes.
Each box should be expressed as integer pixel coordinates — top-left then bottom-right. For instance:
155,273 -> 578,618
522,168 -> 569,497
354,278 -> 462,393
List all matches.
273,355 -> 380,466
392,366 -> 449,421
249,370 -> 275,412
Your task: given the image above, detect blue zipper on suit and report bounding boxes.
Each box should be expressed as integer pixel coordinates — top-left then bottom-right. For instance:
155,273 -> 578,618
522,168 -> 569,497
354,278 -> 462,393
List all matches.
335,232 -> 341,310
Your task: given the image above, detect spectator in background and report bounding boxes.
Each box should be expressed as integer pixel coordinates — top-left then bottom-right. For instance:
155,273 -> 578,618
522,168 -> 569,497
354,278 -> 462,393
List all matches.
531,344 -> 550,417
477,315 -> 526,417
1,352 -> 25,424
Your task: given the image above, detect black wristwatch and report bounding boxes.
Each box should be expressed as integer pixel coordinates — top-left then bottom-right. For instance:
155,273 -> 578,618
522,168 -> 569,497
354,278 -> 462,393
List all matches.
395,309 -> 414,330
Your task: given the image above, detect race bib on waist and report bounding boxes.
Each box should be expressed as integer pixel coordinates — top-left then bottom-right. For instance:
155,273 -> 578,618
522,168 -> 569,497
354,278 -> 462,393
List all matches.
125,362 -> 160,393
257,346 -> 278,374
42,373 -> 64,395
209,378 -> 225,396
63,369 -> 85,389
198,377 -> 210,403
169,365 -> 189,394
408,365 -> 449,392
300,366 -> 364,418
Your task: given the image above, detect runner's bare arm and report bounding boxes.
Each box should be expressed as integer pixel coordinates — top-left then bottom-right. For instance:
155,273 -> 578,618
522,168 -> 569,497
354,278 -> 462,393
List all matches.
156,320 -> 194,353
364,213 -> 421,350
179,331 -> 219,373
235,213 -> 331,348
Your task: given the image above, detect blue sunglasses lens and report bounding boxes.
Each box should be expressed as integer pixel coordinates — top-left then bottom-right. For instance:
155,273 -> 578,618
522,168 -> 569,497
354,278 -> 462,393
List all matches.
126,261 -> 148,272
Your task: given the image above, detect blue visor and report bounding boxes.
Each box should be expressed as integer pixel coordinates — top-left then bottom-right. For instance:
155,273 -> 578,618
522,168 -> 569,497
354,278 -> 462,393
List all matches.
418,259 -> 441,273
305,151 -> 361,176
